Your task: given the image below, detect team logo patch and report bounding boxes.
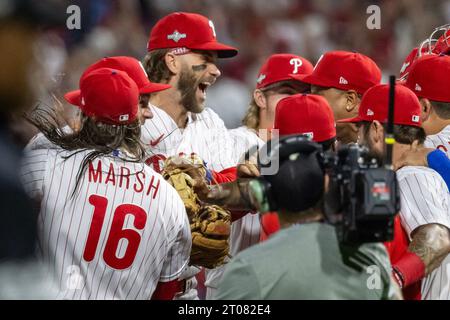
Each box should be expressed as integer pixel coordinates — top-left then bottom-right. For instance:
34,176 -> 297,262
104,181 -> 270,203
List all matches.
400,61 -> 410,74
415,83 -> 422,92
412,115 -> 420,123
290,58 -> 303,74
257,74 -> 266,84
339,76 -> 349,85
167,30 -> 187,43
302,132 -> 314,140
367,109 -> 375,116
119,114 -> 129,122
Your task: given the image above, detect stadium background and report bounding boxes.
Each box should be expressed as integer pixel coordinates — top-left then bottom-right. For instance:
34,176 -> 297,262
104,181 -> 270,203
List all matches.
22,0 -> 449,136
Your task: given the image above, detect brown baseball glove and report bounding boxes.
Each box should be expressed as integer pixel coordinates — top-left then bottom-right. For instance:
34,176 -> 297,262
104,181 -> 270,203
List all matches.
162,155 -> 231,269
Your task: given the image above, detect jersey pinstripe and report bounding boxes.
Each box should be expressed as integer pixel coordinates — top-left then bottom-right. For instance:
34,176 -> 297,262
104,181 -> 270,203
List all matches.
396,166 -> 450,300
141,105 -> 239,299
204,125 -> 264,299
425,124 -> 450,158
21,141 -> 191,300
141,105 -> 236,173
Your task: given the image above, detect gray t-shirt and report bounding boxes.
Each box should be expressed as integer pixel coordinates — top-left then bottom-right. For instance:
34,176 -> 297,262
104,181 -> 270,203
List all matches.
216,223 -> 399,300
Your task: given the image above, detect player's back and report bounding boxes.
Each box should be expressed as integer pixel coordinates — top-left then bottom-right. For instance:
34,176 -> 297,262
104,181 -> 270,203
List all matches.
21,144 -> 191,300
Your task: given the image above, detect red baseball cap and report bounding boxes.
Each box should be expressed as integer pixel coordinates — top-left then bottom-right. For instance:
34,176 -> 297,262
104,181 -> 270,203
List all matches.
64,68 -> 139,125
432,27 -> 450,55
339,84 -> 421,127
147,12 -> 238,58
255,54 -> 313,89
405,54 -> 450,103
293,51 -> 381,95
64,56 -> 170,107
274,93 -> 336,142
398,47 -> 432,81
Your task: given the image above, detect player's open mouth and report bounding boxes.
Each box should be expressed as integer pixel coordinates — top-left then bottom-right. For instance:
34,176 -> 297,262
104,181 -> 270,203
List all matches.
198,82 -> 211,98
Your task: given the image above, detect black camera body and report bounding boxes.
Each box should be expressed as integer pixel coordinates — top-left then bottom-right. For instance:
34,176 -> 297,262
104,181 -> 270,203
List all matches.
323,144 -> 400,244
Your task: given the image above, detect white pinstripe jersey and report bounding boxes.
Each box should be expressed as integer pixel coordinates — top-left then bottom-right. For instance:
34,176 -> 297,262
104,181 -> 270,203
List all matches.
425,124 -> 450,158
141,105 -> 239,299
397,166 -> 450,300
204,125 -> 264,298
141,105 -> 236,173
20,138 -> 191,300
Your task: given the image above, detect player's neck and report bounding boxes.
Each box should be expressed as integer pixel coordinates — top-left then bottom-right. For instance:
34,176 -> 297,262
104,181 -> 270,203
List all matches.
426,117 -> 450,136
257,115 -> 274,142
150,89 -> 189,129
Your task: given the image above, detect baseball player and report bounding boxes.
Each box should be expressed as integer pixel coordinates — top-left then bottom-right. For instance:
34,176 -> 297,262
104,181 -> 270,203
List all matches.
230,53 -> 313,157
202,54 -> 315,297
404,54 -> 450,158
340,84 -> 450,300
292,50 -> 381,145
21,67 -> 191,300
141,12 -> 243,300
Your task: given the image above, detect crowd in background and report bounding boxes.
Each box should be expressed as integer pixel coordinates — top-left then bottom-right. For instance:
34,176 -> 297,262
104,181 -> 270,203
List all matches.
25,0 -> 450,136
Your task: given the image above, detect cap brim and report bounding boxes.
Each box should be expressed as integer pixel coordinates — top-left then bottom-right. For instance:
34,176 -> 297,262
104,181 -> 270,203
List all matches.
64,90 -> 81,106
289,73 -> 310,82
337,116 -> 365,124
139,83 -> 171,94
191,41 -> 238,58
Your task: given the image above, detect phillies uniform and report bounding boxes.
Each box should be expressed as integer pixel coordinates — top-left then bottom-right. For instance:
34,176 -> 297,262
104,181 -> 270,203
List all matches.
203,125 -> 264,299
141,105 -> 240,299
21,138 -> 191,300
397,166 -> 450,300
425,125 -> 450,158
142,105 -> 236,173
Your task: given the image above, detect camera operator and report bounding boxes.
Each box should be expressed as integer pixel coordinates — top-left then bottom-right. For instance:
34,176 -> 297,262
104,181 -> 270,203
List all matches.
339,84 -> 450,300
214,134 -> 400,299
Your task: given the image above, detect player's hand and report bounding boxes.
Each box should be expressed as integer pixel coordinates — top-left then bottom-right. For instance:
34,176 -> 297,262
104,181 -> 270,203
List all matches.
165,155 -> 210,198
237,161 -> 260,178
394,140 -> 433,171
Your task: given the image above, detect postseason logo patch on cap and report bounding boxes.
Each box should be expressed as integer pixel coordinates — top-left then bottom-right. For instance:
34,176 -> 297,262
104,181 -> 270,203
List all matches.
257,74 -> 266,84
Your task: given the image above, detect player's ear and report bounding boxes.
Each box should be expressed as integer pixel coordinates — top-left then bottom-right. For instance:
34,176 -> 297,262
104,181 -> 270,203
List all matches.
254,89 -> 267,109
371,120 -> 384,144
164,52 -> 180,75
345,90 -> 360,114
419,98 -> 432,122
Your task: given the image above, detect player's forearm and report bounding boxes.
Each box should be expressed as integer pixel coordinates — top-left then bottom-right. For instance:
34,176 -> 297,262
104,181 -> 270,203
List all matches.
409,223 -> 450,275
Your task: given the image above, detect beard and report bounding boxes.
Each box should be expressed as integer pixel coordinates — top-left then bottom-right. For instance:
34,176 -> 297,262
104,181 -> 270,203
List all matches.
361,131 -> 384,165
177,66 -> 206,114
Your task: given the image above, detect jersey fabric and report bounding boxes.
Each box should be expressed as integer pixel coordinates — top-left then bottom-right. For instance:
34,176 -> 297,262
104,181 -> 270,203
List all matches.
21,140 -> 191,300
216,223 -> 399,300
397,166 -> 450,300
141,105 -> 236,172
425,124 -> 450,158
204,125 -> 264,299
141,105 -> 240,299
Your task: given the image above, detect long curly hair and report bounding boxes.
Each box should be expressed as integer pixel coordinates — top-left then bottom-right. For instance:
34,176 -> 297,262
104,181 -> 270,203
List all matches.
25,100 -> 147,196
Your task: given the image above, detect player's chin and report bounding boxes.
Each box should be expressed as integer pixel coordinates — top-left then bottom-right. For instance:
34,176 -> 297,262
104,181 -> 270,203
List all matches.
191,99 -> 206,113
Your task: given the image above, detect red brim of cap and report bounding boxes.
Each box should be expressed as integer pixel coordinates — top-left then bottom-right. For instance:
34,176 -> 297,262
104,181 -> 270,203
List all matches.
139,83 -> 171,94
64,90 -> 81,106
337,116 -> 365,124
190,41 -> 238,58
289,73 -> 310,82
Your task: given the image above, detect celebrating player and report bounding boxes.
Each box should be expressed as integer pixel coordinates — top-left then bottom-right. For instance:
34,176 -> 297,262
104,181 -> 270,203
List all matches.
21,67 -> 191,300
340,84 -> 450,300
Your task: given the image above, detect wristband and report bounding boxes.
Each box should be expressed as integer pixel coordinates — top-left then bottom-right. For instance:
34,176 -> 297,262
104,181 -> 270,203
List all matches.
392,251 -> 426,288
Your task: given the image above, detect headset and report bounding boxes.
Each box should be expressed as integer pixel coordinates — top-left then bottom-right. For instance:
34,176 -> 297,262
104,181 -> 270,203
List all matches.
248,134 -> 324,213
